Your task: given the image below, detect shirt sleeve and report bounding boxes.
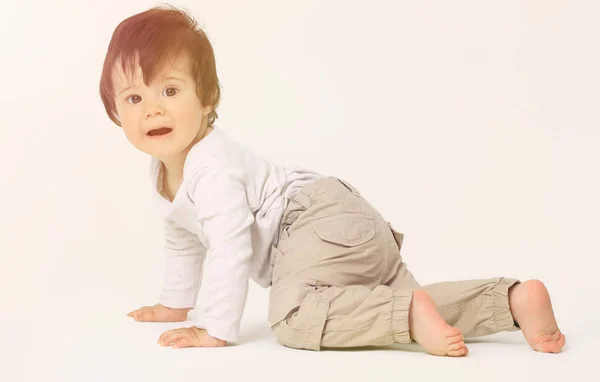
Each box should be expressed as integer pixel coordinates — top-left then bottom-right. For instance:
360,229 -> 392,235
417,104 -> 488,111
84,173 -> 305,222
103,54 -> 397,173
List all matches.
189,165 -> 255,343
159,218 -> 205,309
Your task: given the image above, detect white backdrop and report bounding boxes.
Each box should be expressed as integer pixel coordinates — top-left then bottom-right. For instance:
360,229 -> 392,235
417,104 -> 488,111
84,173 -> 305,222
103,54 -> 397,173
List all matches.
1,1 -> 598,381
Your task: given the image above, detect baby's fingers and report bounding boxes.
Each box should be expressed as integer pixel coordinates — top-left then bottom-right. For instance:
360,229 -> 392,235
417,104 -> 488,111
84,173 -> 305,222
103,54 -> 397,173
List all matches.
127,306 -> 151,317
127,309 -> 140,317
172,337 -> 190,349
158,329 -> 198,348
158,329 -> 180,346
127,306 -> 156,322
134,309 -> 157,322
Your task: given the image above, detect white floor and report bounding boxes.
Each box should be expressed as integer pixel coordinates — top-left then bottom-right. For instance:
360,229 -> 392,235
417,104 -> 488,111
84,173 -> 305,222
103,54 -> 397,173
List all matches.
5,279 -> 592,382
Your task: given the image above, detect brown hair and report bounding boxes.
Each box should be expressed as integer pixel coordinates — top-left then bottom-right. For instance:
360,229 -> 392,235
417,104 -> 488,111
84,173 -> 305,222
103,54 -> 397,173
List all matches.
99,5 -> 221,126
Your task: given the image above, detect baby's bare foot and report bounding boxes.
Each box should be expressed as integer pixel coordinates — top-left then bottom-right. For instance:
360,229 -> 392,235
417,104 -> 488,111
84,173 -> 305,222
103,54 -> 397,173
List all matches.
509,280 -> 566,353
409,289 -> 468,357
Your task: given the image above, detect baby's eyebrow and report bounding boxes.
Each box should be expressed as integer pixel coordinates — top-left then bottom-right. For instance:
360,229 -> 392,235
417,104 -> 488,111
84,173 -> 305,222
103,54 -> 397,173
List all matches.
162,75 -> 185,83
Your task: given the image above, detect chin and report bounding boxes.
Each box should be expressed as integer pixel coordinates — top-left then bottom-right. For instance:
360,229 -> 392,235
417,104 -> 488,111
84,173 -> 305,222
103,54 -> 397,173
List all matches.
148,147 -> 182,159
153,141 -> 193,159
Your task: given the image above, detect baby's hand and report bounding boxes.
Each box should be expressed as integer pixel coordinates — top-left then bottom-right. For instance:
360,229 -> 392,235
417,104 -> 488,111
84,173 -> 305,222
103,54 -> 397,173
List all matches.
158,327 -> 227,348
127,304 -> 190,322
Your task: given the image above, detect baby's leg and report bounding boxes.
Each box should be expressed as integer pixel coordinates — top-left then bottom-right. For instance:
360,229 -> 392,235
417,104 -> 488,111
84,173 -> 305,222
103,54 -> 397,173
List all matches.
269,280 -> 467,356
384,224 -> 565,353
411,278 -> 523,338
389,276 -> 565,353
385,227 -> 517,339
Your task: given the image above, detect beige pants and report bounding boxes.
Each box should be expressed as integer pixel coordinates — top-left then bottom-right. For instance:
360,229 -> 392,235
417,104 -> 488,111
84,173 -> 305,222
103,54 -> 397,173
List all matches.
268,177 -> 520,351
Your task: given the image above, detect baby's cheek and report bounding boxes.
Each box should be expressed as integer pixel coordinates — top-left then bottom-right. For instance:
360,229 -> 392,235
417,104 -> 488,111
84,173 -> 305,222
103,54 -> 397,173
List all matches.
121,125 -> 147,150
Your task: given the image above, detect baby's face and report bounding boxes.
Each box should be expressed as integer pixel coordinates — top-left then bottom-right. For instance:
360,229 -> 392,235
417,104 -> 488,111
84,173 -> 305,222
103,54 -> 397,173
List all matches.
112,52 -> 211,159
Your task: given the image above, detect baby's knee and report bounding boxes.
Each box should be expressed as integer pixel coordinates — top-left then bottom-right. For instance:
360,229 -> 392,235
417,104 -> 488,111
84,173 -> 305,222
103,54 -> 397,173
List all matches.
271,320 -> 321,351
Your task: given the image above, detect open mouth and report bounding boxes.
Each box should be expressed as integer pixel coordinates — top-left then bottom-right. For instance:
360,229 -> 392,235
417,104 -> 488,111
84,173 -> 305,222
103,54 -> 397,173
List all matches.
147,127 -> 173,137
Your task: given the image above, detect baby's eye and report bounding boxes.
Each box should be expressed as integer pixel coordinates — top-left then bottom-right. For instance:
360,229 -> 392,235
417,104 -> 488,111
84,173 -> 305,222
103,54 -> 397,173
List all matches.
127,95 -> 142,104
163,87 -> 178,97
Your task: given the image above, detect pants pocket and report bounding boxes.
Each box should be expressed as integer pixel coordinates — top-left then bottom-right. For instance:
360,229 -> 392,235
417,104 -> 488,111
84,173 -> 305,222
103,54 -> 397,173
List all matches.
271,292 -> 330,351
312,212 -> 376,247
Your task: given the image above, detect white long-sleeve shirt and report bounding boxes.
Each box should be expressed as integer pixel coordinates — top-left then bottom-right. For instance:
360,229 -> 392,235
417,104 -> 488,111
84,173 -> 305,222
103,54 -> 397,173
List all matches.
149,126 -> 323,343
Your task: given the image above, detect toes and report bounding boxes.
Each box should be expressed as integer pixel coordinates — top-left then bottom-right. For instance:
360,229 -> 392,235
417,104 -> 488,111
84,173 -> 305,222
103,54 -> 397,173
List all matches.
531,330 -> 566,353
558,334 -> 566,348
552,329 -> 560,340
552,329 -> 566,350
546,342 -> 561,353
552,329 -> 564,343
447,333 -> 464,344
448,346 -> 468,357
445,327 -> 465,356
534,339 -> 562,353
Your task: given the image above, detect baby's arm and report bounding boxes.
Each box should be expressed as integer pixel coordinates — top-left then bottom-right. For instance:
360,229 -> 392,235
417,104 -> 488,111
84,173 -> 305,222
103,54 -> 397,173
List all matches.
128,218 -> 204,322
159,218 -> 205,309
188,165 -> 255,344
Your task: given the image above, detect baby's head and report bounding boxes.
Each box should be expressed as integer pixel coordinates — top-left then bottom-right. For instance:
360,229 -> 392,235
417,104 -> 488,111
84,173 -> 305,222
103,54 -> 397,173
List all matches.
99,5 -> 220,158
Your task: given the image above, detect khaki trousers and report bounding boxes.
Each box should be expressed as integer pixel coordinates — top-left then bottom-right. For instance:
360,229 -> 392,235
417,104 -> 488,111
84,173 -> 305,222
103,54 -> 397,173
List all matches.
268,177 -> 520,351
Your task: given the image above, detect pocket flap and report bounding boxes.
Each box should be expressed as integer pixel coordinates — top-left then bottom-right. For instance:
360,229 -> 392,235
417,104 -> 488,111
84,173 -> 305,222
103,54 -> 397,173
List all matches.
312,213 -> 376,247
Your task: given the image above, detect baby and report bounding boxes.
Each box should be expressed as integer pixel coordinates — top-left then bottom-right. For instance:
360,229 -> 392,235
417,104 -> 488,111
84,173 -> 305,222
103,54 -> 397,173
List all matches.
99,5 -> 565,355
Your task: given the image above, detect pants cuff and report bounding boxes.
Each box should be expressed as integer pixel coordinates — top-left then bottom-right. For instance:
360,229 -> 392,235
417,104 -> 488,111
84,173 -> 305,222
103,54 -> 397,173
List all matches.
391,289 -> 413,343
491,277 -> 521,332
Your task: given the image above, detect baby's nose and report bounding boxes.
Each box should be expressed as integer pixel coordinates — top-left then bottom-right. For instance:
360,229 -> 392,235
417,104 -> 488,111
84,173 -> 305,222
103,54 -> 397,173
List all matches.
145,105 -> 165,118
